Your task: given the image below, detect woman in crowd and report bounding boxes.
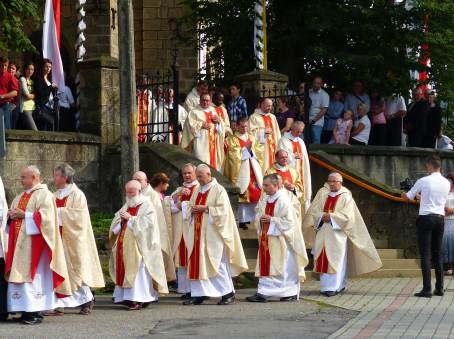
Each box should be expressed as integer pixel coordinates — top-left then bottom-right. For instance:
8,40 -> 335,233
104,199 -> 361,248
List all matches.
350,103 -> 371,146
275,96 -> 295,134
151,172 -> 170,200
34,58 -> 58,130
369,90 -> 387,146
19,62 -> 38,131
444,171 -> 454,275
330,109 -> 353,145
322,89 -> 344,143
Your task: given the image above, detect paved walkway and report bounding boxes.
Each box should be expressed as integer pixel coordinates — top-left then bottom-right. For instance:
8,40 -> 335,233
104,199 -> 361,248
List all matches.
301,277 -> 454,339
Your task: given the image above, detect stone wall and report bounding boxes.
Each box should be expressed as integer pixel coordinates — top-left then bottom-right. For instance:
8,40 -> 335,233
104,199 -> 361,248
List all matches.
0,131 -> 101,210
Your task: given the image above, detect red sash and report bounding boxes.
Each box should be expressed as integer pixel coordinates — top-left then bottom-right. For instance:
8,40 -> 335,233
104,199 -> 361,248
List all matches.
238,137 -> 261,203
4,192 -> 33,277
116,204 -> 142,286
55,196 -> 68,237
177,185 -> 197,267
262,114 -> 276,168
137,90 -> 148,143
259,200 -> 277,276
188,189 -> 210,280
314,194 -> 341,273
275,167 -> 293,185
291,139 -> 304,181
204,111 -> 217,168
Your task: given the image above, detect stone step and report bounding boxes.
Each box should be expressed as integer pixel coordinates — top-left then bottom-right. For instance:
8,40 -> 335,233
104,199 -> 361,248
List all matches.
373,238 -> 389,249
377,249 -> 404,259
381,258 -> 420,269
362,268 -> 429,278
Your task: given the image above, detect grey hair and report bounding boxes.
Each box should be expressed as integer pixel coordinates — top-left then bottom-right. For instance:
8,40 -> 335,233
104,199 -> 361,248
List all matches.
196,164 -> 211,175
291,121 -> 305,130
357,103 -> 367,111
54,163 -> 75,184
328,172 -> 343,182
26,165 -> 40,177
263,173 -> 280,185
182,163 -> 196,172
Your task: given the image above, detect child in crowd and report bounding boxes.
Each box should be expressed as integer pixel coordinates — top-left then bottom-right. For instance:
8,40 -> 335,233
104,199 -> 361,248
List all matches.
330,109 -> 354,145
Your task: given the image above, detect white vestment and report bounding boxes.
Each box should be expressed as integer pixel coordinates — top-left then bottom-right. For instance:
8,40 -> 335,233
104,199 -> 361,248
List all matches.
177,268 -> 190,294
113,261 -> 158,303
57,286 -> 93,308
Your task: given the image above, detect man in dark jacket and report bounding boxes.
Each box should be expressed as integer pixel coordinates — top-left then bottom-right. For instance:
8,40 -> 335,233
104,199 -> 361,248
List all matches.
405,88 -> 430,148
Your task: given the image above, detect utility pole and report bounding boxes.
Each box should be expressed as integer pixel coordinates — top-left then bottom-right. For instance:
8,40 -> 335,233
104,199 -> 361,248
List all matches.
118,0 -> 139,187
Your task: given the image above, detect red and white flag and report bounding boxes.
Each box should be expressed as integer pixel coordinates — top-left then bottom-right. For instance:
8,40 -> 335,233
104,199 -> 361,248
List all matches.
43,0 -> 65,92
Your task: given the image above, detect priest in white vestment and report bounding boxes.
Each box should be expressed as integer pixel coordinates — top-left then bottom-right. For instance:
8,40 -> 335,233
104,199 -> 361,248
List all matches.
0,176 -> 8,321
182,164 -> 248,305
162,163 -> 199,298
109,181 -> 168,310
181,93 -> 226,171
249,98 -> 281,173
224,117 -> 263,229
247,174 -> 308,302
302,173 -> 382,296
183,80 -> 209,113
52,164 -> 105,314
6,166 -> 71,324
277,121 -> 312,212
133,171 -> 176,282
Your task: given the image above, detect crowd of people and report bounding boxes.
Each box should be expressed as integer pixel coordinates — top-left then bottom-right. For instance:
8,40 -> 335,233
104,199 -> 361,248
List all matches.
0,56 -> 76,136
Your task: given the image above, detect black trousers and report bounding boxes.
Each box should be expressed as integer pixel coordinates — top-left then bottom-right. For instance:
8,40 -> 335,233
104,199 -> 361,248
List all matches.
0,258 -> 7,315
321,130 -> 333,144
369,124 -> 386,146
386,118 -> 402,146
349,138 -> 367,146
416,215 -> 444,292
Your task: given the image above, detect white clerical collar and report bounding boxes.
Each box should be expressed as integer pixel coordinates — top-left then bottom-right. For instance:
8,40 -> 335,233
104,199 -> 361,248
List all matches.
26,183 -> 41,194
285,131 -> 300,142
329,191 -> 339,197
200,179 -> 215,193
57,184 -> 74,199
275,163 -> 289,172
238,133 -> 248,141
267,189 -> 284,203
183,180 -> 198,188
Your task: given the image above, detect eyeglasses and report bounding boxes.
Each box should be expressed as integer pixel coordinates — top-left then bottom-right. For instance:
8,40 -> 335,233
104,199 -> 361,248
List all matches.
327,180 -> 341,183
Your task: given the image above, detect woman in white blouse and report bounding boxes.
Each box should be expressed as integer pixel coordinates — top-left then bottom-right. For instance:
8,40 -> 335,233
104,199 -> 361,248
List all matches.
443,172 -> 454,275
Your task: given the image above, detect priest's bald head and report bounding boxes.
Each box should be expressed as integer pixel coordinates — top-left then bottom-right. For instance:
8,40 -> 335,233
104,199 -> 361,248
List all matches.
20,165 -> 41,190
263,174 -> 280,196
260,98 -> 273,114
132,171 -> 149,190
327,172 -> 343,192
196,164 -> 212,186
275,150 -> 289,167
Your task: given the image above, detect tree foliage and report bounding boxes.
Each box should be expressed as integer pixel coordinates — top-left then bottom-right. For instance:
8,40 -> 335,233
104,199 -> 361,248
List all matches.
0,0 -> 40,53
180,0 -> 454,101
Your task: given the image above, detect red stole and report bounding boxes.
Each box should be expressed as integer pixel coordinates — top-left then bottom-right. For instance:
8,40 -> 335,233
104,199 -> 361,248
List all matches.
314,194 -> 341,274
259,200 -> 277,276
55,196 -> 68,237
214,106 -> 225,121
116,204 -> 142,286
204,111 -> 217,168
238,136 -> 261,203
275,166 -> 293,185
137,90 -> 149,143
177,185 -> 197,267
261,114 -> 276,168
291,139 -> 304,181
188,189 -> 210,280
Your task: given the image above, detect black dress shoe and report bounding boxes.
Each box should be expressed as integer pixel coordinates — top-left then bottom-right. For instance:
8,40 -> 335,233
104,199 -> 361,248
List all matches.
183,296 -> 209,305
280,295 -> 298,302
20,313 -> 42,325
180,292 -> 191,300
322,291 -> 337,297
217,295 -> 235,305
246,293 -> 267,303
434,289 -> 444,296
414,290 -> 432,298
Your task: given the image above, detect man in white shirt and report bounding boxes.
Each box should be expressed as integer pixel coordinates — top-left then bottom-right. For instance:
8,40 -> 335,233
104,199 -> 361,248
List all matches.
402,156 -> 451,298
344,81 -> 371,119
385,95 -> 407,146
308,77 -> 329,144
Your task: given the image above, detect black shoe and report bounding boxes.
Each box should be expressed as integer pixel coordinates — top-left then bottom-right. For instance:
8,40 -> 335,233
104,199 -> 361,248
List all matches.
180,293 -> 191,300
246,293 -> 267,303
218,293 -> 235,305
183,296 -> 209,305
239,222 -> 249,230
20,313 -> 42,325
322,291 -> 337,297
280,295 -> 298,302
414,290 -> 432,298
434,289 -> 444,296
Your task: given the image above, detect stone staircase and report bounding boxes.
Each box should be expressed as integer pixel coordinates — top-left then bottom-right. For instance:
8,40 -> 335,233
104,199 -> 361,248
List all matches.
239,230 -> 425,279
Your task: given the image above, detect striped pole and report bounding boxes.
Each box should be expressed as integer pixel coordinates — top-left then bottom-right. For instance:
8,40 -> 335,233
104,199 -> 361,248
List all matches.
75,0 -> 86,131
254,0 -> 268,71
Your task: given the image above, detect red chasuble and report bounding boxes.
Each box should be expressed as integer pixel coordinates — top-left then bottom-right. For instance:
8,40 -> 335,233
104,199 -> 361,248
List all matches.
116,204 -> 142,286
188,189 -> 211,280
291,139 -> 304,181
204,111 -> 217,168
177,185 -> 197,267
261,114 -> 276,168
259,200 -> 277,277
55,196 -> 68,237
314,194 -> 341,274
238,137 -> 261,203
275,167 -> 294,185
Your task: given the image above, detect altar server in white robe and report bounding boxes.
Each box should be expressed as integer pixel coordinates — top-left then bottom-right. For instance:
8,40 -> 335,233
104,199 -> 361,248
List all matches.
246,174 -> 308,302
109,181 -> 168,310
302,172 -> 382,296
182,164 -> 248,305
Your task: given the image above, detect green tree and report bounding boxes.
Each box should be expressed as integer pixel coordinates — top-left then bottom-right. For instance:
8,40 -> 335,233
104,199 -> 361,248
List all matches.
0,0 -> 40,53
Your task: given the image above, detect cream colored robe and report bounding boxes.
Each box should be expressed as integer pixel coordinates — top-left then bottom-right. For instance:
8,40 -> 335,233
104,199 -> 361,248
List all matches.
249,110 -> 281,173
109,199 -> 168,294
0,176 -> 8,257
265,165 -> 304,202
302,185 -> 382,276
142,184 -> 176,281
181,105 -> 226,171
54,184 -> 105,292
183,178 -> 248,279
255,190 -> 308,281
213,104 -> 232,136
183,87 -> 200,113
277,132 -> 312,211
224,132 -> 263,203
7,184 -> 71,296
